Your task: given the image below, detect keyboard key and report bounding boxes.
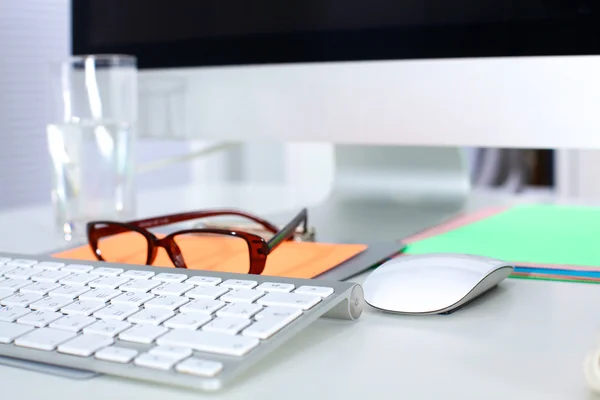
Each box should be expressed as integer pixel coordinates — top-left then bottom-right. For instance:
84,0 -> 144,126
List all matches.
48,285 -> 90,299
0,321 -> 35,343
152,282 -> 194,296
184,286 -> 229,300
128,308 -> 174,325
4,267 -> 43,280
95,346 -> 138,363
111,291 -> 154,307
14,327 -> 77,351
61,301 -> 106,316
88,276 -> 130,289
257,292 -> 322,310
29,297 -> 73,312
220,289 -> 265,303
216,303 -> 263,319
0,289 -> 12,300
20,282 -> 61,295
255,306 -> 302,320
220,279 -> 257,289
0,306 -> 31,322
202,317 -> 251,335
180,299 -> 226,315
60,273 -> 96,286
6,259 -> 38,267
157,330 -> 259,356
176,358 -> 223,377
185,276 -> 221,286
256,282 -> 295,293
118,279 -> 160,293
153,273 -> 187,283
58,334 -> 114,357
119,325 -> 169,344
149,345 -> 193,359
1,293 -> 43,307
93,304 -> 139,321
84,320 -> 131,337
79,288 -> 121,302
49,315 -> 97,332
163,313 -> 211,330
0,257 -> 11,264
62,264 -> 94,273
294,285 -> 334,298
121,270 -> 155,280
89,267 -> 123,277
144,295 -> 189,310
35,261 -> 65,271
134,352 -> 181,370
0,265 -> 18,277
0,279 -> 32,292
242,315 -> 300,339
32,270 -> 71,283
17,310 -> 63,328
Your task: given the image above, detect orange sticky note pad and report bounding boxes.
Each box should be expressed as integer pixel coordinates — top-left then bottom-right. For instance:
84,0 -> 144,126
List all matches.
51,234 -> 367,279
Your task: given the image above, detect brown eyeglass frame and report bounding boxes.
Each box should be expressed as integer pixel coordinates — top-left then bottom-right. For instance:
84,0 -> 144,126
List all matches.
86,208 -> 308,275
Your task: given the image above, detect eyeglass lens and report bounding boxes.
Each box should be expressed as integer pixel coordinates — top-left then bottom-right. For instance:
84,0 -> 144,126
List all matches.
172,232 -> 250,273
96,228 -> 148,265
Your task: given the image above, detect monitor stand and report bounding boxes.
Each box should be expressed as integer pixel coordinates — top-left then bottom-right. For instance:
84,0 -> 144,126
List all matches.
273,145 -> 471,243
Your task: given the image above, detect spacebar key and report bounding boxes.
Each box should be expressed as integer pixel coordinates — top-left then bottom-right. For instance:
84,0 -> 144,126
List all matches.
157,330 -> 259,356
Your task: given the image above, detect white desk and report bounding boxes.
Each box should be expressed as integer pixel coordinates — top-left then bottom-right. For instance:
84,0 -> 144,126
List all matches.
0,184 -> 597,400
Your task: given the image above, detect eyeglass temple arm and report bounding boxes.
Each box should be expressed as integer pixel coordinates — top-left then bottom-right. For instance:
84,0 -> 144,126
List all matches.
128,210 -> 281,233
266,208 -> 308,252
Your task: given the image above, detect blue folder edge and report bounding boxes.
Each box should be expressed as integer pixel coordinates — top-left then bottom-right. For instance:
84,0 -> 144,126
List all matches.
514,266 -> 600,279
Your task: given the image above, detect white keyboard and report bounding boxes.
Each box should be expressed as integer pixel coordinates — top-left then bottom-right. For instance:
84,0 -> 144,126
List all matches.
0,252 -> 364,391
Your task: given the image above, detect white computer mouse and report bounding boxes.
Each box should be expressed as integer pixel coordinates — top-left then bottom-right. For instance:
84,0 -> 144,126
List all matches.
362,253 -> 514,315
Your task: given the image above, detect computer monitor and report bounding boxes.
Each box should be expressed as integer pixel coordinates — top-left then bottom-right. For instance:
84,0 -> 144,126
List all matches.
71,1 -> 600,241
72,1 -> 600,149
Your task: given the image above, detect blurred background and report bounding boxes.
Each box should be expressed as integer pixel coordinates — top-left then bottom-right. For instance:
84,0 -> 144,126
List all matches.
1,0 -> 595,212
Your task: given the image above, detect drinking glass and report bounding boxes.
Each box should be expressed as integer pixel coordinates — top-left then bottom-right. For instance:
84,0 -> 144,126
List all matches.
46,55 -> 138,240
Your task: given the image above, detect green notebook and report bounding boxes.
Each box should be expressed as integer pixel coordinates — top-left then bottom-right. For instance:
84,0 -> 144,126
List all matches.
405,204 -> 600,266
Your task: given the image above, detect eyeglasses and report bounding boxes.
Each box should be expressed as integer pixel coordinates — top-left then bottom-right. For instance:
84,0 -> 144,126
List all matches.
86,208 -> 308,275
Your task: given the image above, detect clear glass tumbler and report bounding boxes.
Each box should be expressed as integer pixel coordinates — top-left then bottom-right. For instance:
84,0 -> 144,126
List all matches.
47,55 -> 138,241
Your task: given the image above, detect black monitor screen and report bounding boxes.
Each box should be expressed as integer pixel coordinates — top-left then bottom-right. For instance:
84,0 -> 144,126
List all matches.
73,1 -> 600,68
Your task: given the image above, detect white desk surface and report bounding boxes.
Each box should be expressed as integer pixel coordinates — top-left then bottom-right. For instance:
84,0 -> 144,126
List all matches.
0,184 -> 598,400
